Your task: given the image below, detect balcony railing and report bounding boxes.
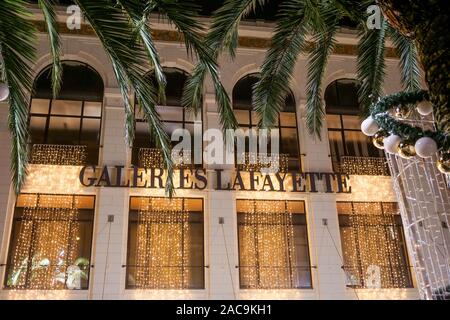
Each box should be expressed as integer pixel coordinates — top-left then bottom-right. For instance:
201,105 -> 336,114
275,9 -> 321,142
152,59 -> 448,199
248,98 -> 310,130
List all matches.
336,156 -> 390,176
237,153 -> 289,173
138,148 -> 193,169
29,144 -> 88,166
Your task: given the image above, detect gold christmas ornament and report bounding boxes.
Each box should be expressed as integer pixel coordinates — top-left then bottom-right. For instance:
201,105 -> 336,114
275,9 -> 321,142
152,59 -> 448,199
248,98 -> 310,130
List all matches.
372,130 -> 389,150
437,152 -> 450,174
395,105 -> 411,119
398,141 -> 417,159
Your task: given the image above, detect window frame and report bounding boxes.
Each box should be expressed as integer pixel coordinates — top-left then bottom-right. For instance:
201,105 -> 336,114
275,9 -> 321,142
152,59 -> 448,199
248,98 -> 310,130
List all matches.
236,199 -> 313,290
337,201 -> 414,289
125,196 -> 206,290
232,73 -> 301,171
29,61 -> 104,165
4,193 -> 96,290
132,68 -> 204,167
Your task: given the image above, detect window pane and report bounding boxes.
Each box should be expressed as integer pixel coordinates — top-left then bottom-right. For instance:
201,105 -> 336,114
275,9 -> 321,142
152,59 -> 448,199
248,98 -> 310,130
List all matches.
342,115 -> 362,130
83,102 -> 102,117
326,115 -> 341,129
235,110 -> 250,126
5,194 -> 95,290
328,131 -> 345,161
280,112 -> 296,127
47,117 -> 81,144
29,117 -> 47,144
51,100 -> 82,116
280,127 -> 299,157
30,99 -> 50,114
126,197 -> 204,289
344,131 -> 373,157
237,199 -> 311,289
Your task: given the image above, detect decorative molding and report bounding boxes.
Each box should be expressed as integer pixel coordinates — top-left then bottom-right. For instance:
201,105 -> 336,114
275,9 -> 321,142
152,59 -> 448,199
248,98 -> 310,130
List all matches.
34,21 -> 399,58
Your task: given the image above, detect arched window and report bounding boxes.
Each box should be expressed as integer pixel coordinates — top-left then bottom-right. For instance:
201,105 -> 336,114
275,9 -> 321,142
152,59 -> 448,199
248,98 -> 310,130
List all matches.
133,67 -> 202,167
232,73 -> 300,171
325,79 -> 385,174
29,61 -> 104,165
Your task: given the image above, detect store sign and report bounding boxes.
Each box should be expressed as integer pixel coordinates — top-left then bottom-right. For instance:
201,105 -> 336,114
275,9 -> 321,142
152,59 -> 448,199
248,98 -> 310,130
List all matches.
79,165 -> 351,194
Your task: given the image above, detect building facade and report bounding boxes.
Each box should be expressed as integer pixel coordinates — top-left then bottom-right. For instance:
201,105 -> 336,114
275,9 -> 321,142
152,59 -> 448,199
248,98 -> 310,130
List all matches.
0,7 -> 421,300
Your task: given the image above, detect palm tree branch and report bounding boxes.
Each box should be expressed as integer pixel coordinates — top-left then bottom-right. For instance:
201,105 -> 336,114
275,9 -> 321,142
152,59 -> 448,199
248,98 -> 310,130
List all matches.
37,0 -> 62,98
0,0 -> 37,194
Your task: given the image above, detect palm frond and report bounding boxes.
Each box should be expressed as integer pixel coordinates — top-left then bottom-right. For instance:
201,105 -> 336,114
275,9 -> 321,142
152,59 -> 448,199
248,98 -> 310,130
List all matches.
117,0 -> 166,102
357,17 -> 388,114
157,0 -> 238,131
0,0 -> 37,194
74,0 -> 174,196
37,0 -> 62,98
254,0 -> 311,128
388,25 -> 421,92
305,5 -> 341,138
209,0 -> 267,59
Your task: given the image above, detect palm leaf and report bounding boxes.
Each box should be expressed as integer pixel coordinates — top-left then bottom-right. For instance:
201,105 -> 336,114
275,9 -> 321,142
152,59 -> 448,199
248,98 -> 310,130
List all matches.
305,5 -> 341,138
0,0 -> 37,194
388,25 -> 421,92
37,0 -> 62,98
357,17 -> 388,114
74,0 -> 174,196
254,0 -> 311,128
156,0 -> 238,131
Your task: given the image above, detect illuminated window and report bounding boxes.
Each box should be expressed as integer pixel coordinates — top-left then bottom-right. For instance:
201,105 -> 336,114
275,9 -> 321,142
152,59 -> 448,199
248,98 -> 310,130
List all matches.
325,79 -> 385,174
338,202 -> 413,288
126,197 -> 204,289
29,61 -> 104,165
133,68 -> 202,167
4,194 -> 95,290
233,74 -> 300,171
237,199 -> 312,289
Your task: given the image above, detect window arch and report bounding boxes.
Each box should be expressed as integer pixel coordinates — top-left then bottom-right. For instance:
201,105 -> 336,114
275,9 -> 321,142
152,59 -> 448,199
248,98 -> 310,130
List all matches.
325,79 -> 384,173
29,61 -> 104,165
232,73 -> 300,171
133,67 -> 202,166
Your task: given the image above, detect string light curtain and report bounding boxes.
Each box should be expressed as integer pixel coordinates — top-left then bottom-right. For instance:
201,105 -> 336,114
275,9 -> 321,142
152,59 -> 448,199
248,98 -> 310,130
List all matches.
237,199 -> 311,289
5,194 -> 94,290
127,197 -> 204,289
387,152 -> 450,300
338,202 -> 413,289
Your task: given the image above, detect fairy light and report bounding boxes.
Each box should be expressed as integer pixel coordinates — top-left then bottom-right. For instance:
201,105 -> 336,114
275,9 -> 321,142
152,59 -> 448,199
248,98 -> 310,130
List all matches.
30,144 -> 87,166
238,200 -> 298,289
237,153 -> 288,173
339,156 -> 390,176
339,202 -> 410,288
7,194 -> 81,290
134,197 -> 190,289
138,148 -> 192,168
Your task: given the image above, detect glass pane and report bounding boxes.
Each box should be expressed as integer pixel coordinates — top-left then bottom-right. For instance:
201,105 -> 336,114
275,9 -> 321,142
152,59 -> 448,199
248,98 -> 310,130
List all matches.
30,99 -> 50,114
29,117 -> 46,144
83,102 -> 102,117
134,122 -> 151,149
344,131 -> 373,157
342,115 -> 362,130
235,110 -> 250,125
280,128 -> 299,157
156,105 -> 183,122
47,117 -> 81,144
328,131 -> 345,160
51,100 -> 82,116
81,119 -> 101,143
326,115 -> 341,129
280,112 -> 297,127
251,111 -> 260,125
